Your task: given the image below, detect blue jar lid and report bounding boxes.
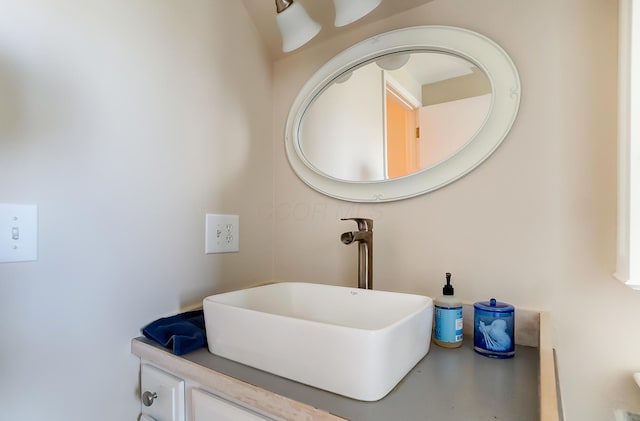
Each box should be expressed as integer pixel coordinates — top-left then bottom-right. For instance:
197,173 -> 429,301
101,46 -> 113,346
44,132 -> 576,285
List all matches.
474,298 -> 514,312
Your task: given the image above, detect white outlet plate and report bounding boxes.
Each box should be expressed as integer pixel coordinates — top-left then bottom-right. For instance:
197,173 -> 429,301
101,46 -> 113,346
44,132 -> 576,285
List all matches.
0,203 -> 38,263
205,214 -> 239,254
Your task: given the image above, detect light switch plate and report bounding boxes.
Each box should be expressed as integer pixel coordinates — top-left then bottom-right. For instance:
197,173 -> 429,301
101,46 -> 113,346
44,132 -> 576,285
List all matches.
205,214 -> 239,254
0,203 -> 38,263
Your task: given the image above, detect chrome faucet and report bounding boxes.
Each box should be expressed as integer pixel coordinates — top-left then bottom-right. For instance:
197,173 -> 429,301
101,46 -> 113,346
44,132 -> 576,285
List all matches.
340,218 -> 373,290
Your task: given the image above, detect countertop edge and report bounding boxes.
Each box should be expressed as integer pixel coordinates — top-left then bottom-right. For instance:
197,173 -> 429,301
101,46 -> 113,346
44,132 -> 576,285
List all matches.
539,312 -> 561,421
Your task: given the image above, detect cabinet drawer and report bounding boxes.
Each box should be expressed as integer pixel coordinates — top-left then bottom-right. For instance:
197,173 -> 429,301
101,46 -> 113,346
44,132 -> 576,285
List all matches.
192,388 -> 275,421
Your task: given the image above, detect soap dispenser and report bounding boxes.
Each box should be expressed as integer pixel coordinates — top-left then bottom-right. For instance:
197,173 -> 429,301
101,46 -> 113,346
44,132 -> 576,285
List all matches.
433,272 -> 463,348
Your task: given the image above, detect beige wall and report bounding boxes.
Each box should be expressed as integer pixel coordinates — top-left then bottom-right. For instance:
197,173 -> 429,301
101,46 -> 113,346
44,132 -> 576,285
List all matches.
273,0 -> 640,419
0,1 -> 273,419
1,1 -> 638,420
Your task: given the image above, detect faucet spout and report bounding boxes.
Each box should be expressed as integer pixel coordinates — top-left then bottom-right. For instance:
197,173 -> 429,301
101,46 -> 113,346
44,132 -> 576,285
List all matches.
340,230 -> 370,245
340,218 -> 373,290
341,231 -> 356,244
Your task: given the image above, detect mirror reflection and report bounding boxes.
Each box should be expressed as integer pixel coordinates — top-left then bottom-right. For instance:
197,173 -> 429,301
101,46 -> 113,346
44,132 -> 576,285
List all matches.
300,51 -> 492,182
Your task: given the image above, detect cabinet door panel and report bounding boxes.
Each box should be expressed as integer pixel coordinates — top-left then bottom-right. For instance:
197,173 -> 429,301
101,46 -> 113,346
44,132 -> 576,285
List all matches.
192,389 -> 273,421
141,364 -> 185,421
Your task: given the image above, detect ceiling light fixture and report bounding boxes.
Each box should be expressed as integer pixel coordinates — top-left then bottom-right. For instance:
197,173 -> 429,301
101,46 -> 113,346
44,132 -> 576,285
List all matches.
275,0 -> 322,53
376,53 -> 410,71
275,0 -> 382,53
333,0 -> 382,27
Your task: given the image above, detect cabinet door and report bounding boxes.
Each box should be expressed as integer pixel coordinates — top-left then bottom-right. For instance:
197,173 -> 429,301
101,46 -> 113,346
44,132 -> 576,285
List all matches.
191,389 -> 274,421
141,364 -> 185,421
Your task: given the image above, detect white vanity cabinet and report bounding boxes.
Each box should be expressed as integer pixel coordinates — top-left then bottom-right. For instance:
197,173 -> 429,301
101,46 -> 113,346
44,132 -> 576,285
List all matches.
139,361 -> 281,421
133,307 -> 555,421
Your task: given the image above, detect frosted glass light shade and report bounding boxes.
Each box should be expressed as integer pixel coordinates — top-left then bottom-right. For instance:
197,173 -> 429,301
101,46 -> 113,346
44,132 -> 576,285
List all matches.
376,54 -> 410,70
276,2 -> 321,53
333,0 -> 382,27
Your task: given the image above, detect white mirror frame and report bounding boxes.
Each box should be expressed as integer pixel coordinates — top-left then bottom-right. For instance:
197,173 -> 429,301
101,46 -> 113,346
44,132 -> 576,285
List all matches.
284,26 -> 521,202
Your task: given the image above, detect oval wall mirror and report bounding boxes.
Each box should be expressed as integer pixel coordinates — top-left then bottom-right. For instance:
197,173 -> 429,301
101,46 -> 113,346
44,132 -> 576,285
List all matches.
284,26 -> 521,202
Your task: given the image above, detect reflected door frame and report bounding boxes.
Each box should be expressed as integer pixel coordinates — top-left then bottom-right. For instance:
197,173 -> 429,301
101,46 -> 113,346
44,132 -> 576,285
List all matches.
383,73 -> 421,179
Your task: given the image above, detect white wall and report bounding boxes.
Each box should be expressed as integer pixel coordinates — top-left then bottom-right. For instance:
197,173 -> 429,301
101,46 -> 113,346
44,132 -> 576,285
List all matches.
419,93 -> 491,169
301,65 -> 385,181
273,0 -> 640,420
0,1 -> 273,420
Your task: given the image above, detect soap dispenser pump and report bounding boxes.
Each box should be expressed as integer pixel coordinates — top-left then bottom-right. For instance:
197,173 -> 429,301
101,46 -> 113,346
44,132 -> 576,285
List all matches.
434,272 -> 463,348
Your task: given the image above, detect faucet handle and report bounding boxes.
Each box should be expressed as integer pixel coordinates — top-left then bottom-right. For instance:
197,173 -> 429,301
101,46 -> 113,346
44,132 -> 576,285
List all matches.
340,218 -> 373,231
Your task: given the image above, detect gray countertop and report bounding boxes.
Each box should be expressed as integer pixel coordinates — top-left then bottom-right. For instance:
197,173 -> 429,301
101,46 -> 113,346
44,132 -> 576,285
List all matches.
139,337 -> 539,421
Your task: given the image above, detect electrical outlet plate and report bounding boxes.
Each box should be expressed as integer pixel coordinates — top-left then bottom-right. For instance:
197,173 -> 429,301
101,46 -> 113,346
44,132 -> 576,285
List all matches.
0,203 -> 38,263
205,214 -> 239,254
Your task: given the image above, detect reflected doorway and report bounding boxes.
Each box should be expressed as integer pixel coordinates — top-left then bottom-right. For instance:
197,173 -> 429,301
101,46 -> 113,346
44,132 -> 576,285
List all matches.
385,85 -> 419,179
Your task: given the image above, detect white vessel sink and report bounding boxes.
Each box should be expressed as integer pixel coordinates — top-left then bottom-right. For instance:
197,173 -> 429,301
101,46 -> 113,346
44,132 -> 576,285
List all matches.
203,282 -> 433,401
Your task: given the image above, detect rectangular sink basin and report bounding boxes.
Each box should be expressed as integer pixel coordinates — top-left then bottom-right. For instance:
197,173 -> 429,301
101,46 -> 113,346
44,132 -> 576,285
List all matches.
203,282 -> 433,401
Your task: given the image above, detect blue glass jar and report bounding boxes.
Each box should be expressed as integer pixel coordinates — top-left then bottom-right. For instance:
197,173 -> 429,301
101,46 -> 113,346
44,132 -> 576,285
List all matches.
473,298 -> 515,358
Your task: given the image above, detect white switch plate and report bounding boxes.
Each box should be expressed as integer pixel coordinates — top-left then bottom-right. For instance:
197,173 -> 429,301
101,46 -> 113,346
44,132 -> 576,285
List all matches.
205,214 -> 239,254
0,204 -> 38,263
